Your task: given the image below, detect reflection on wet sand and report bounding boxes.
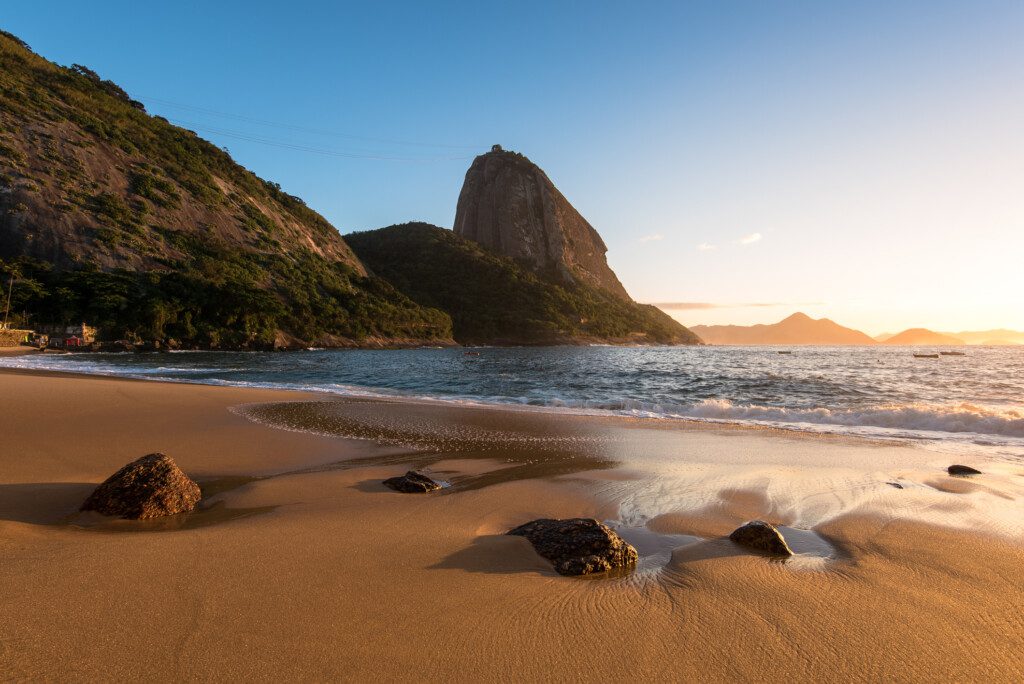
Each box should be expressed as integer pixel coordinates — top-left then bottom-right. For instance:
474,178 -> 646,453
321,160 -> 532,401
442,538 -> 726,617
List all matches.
236,399 -> 622,491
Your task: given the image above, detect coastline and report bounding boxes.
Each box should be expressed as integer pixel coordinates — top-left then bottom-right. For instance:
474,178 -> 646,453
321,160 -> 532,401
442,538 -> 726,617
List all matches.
1,370 -> 1022,680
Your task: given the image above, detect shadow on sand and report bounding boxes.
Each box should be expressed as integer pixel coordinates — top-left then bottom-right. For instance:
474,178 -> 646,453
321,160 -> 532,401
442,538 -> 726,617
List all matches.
0,477 -> 275,533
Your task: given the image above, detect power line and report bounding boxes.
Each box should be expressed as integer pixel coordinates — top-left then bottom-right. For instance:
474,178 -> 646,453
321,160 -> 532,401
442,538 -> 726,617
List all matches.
141,95 -> 482,150
168,118 -> 475,162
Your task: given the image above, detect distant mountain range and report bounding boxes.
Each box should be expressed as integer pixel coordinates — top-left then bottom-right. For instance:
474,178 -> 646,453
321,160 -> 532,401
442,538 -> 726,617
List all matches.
687,312 -> 1023,346
880,328 -> 965,346
877,329 -> 1024,346
689,313 -> 876,345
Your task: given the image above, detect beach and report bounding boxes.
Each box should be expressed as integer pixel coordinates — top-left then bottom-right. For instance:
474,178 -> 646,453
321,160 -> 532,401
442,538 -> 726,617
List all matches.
2,369 -> 1022,682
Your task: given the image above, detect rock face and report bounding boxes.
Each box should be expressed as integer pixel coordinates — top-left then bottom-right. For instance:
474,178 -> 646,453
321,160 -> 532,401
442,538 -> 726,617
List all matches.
507,518 -> 638,576
383,470 -> 442,493
454,147 -> 630,300
80,453 -> 201,519
729,521 -> 793,556
947,464 -> 982,476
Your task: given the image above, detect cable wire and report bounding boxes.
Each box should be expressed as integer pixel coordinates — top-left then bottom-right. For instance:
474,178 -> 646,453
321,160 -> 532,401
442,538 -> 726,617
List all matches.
141,95 -> 482,150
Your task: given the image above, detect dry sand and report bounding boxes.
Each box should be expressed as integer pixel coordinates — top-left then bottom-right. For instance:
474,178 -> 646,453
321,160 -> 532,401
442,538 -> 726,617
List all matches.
1,370 -> 1022,682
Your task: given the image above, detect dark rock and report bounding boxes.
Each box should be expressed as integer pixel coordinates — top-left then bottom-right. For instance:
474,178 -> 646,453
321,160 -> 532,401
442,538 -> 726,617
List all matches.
887,482 -> 904,489
454,147 -> 631,300
507,518 -> 638,576
96,340 -> 134,353
948,464 -> 982,476
273,329 -> 308,351
382,470 -> 441,493
729,520 -> 794,556
80,453 -> 201,519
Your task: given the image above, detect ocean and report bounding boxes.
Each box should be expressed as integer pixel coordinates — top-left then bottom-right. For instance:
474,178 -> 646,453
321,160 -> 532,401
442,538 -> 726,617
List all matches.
3,345 -> 1022,458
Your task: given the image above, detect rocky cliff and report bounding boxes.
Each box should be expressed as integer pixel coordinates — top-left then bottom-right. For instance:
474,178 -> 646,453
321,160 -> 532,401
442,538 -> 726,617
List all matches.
453,146 -> 630,300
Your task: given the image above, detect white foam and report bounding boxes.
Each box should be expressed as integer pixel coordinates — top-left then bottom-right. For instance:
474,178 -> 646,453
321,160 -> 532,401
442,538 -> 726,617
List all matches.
3,354 -> 1022,453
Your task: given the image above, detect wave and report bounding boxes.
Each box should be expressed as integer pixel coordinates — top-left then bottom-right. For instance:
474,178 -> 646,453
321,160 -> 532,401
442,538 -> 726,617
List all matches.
483,395 -> 1024,441
665,399 -> 1024,439
3,353 -> 1023,444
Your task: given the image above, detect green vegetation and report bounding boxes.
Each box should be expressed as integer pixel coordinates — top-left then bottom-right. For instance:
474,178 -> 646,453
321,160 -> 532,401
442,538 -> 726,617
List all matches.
0,252 -> 450,348
0,31 -> 451,348
346,223 -> 699,345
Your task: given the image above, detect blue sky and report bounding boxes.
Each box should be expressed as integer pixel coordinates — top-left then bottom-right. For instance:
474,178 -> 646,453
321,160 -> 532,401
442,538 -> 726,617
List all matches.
3,1 -> 1022,333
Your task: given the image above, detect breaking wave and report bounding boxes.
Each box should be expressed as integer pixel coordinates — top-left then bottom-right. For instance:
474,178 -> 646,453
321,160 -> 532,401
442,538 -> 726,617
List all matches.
663,399 -> 1024,439
2,345 -> 1022,449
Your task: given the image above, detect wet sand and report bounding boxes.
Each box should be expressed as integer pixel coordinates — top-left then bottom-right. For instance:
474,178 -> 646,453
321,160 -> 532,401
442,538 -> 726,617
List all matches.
1,370 -> 1022,681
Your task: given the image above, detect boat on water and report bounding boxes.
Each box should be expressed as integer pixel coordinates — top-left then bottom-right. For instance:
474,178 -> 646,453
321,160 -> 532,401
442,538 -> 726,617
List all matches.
913,353 -> 939,359
939,351 -> 966,356
777,350 -> 793,354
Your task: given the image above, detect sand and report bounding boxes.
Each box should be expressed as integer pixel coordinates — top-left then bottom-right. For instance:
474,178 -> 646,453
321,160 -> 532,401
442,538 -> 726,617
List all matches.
1,370 -> 1022,681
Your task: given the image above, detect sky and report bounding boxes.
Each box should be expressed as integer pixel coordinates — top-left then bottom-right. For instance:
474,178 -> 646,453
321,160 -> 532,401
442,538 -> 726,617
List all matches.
3,1 -> 1022,335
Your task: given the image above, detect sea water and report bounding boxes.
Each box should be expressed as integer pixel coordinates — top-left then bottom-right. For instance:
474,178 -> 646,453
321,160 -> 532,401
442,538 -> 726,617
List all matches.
3,345 -> 1022,458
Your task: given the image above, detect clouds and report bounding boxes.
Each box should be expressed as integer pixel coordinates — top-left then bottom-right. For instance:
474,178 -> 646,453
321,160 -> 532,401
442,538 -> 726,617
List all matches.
697,232 -> 764,251
638,233 -> 663,243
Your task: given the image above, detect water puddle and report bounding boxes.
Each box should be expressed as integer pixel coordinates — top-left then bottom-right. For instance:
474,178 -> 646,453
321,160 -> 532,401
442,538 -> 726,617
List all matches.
610,523 -> 701,571
608,521 -> 837,575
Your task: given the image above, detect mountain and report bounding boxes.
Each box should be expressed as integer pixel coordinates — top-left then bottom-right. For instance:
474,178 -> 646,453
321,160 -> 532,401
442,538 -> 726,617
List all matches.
689,312 -> 877,345
454,145 -> 630,300
874,332 -> 895,342
0,31 -> 451,348
346,223 -> 700,345
883,329 -> 965,346
940,329 -> 1024,345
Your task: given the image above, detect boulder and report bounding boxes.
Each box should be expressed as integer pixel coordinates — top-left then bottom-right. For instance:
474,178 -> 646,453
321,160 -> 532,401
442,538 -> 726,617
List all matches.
507,518 -> 638,576
80,453 -> 201,519
729,520 -> 793,556
947,464 -> 981,476
383,470 -> 441,493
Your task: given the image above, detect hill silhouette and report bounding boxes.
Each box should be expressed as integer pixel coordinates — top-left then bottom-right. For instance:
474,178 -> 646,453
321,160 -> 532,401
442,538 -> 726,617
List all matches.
347,223 -> 700,345
689,312 -> 877,345
883,329 -> 965,346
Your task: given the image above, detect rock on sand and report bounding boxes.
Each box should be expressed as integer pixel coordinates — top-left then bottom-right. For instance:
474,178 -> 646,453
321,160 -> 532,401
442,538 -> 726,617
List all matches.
507,518 -> 638,576
729,520 -> 794,556
80,453 -> 201,520
383,470 -> 442,493
947,464 -> 982,476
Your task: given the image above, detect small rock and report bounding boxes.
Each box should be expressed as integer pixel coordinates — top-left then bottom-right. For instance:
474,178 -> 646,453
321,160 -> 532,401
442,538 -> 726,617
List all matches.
383,470 -> 441,493
507,518 -> 638,576
947,464 -> 982,476
81,453 -> 201,520
887,482 -> 904,489
729,520 -> 793,556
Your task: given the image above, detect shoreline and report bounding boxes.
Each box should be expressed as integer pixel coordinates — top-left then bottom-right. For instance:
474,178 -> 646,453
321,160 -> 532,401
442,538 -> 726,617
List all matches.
3,355 -> 1023,457
2,368 -> 1023,680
